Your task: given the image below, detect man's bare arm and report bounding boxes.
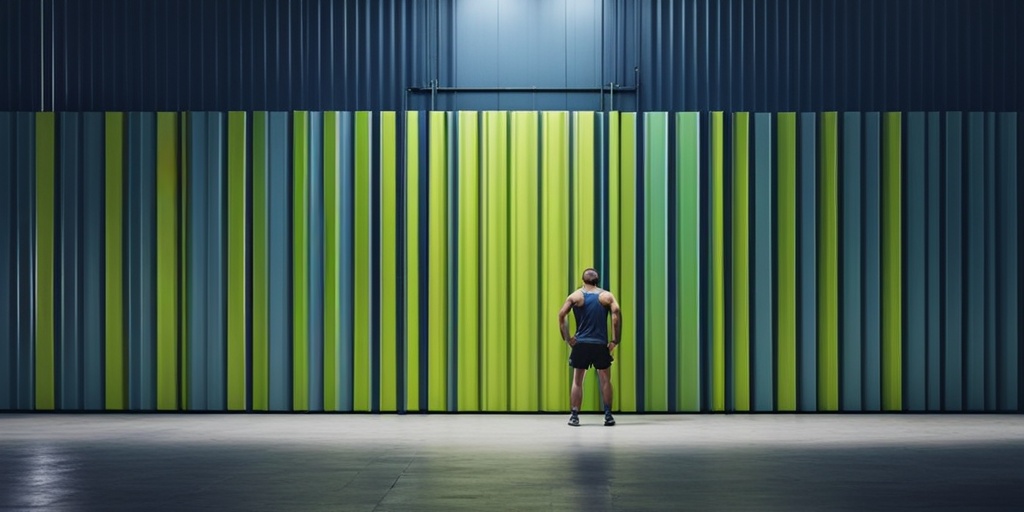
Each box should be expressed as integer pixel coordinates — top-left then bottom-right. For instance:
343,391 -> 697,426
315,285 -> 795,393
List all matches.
608,294 -> 622,350
557,296 -> 576,346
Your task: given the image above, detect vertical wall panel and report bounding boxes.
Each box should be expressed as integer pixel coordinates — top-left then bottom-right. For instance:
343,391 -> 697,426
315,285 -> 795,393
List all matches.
354,111 -> 374,411
881,112 -> 903,411
617,113 -> 637,413
573,111 -> 601,412
0,113 -> 12,410
818,112 -> 839,411
405,111 -> 421,412
456,111 -> 480,411
965,112 -> 985,411
267,111 -> 291,411
540,111 -> 570,412
944,112 -> 964,411
644,112 -> 669,412
226,112 -> 248,411
863,112 -> 882,411
337,112 -> 355,412
308,112 -> 324,412
292,111 -> 310,411
997,113 -> 1017,411
676,112 -> 701,412
710,111 -> 726,412
155,112 -> 179,410
926,112 -> 943,411
380,111 -> 399,412
81,112 -> 104,410
481,111 -> 507,411
126,112 -> 157,411
905,112 -> 927,411
751,112 -> 773,412
509,112 -> 540,411
58,113 -> 82,410
731,112 -> 751,412
252,111 -> 269,411
35,112 -> 56,411
427,111 -> 448,411
104,112 -> 125,410
841,112 -> 863,410
776,112 -> 797,411
15,113 -> 35,410
798,112 -> 817,411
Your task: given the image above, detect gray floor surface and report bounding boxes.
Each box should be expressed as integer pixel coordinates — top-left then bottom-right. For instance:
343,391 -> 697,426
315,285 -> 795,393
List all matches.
1,413 -> 1023,511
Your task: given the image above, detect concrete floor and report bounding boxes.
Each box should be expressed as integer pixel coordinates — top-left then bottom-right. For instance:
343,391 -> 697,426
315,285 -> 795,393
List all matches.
1,414 -> 1023,511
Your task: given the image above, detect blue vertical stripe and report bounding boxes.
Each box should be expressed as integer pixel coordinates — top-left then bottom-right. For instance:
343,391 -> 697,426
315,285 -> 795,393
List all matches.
308,112 -> 324,412
944,112 -> 964,411
81,112 -> 105,410
997,113 -> 1017,411
841,112 -> 863,411
267,111 -> 292,411
798,112 -> 817,411
863,112 -> 882,411
0,112 -> 11,409
338,111 -> 355,412
984,113 -> 998,411
60,112 -> 83,410
926,112 -> 942,410
126,112 -> 156,410
904,112 -> 926,411
205,113 -> 226,411
965,112 -> 985,411
15,112 -> 34,410
752,112 -> 773,412
187,112 -> 209,410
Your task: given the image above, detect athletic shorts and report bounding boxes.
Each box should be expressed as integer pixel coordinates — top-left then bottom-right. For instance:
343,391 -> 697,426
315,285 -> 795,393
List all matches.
568,342 -> 614,370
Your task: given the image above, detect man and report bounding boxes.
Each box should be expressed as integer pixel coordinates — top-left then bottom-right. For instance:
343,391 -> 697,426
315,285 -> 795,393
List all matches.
557,268 -> 622,427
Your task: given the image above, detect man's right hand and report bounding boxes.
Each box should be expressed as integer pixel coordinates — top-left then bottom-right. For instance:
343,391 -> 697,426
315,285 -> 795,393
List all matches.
567,336 -> 577,347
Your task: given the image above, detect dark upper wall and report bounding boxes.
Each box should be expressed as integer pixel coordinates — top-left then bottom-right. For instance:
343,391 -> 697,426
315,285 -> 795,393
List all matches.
1,0 -> 1021,112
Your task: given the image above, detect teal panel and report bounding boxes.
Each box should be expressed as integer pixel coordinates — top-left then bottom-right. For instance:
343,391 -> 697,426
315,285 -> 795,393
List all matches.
797,112 -> 817,411
905,112 -> 926,411
944,112 -> 964,411
841,112 -> 863,410
751,113 -> 773,412
863,112 -> 882,411
81,112 -> 105,410
59,113 -> 83,410
965,112 -> 985,411
926,112 -> 942,410
997,113 -> 1017,411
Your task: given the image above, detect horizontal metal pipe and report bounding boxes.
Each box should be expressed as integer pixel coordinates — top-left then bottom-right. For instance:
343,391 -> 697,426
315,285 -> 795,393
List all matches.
407,86 -> 638,93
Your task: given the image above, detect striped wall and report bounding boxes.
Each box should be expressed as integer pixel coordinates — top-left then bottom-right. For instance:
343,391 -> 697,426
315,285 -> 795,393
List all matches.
0,110 -> 1020,412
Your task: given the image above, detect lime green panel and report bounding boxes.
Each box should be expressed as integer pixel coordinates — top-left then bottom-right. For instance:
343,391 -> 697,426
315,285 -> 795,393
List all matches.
616,113 -> 637,412
509,112 -> 540,411
354,111 -> 373,411
818,112 -> 840,411
711,111 -> 726,412
644,112 -> 669,412
676,112 -> 701,412
156,112 -> 180,410
322,112 -> 338,411
405,111 -> 421,411
732,112 -> 751,412
606,111 -> 622,412
104,112 -> 126,410
252,111 -> 269,411
427,111 -> 448,411
380,111 -> 399,412
776,113 -> 798,411
35,112 -> 55,411
572,111 -> 601,412
456,111 -> 480,411
481,111 -> 508,411
226,111 -> 247,411
540,111 -> 570,411
882,112 -> 903,411
292,111 -> 310,411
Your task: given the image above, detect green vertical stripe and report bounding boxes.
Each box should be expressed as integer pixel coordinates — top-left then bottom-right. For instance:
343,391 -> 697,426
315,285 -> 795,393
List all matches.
573,111 -> 600,412
456,111 -> 480,411
777,113 -> 798,411
617,113 -> 637,412
155,112 -> 179,410
427,111 -> 448,411
732,112 -> 751,411
676,112 -> 701,412
882,112 -> 903,411
607,112 -> 622,411
105,112 -> 126,410
818,112 -> 840,411
644,112 -> 669,412
405,111 -> 421,411
354,111 -> 373,411
226,112 -> 247,411
292,111 -> 310,411
35,112 -> 55,411
481,111 -> 507,411
509,112 -> 539,411
380,111 -> 399,411
322,112 -> 338,411
541,111 -> 570,411
253,111 -> 269,411
711,111 -> 726,412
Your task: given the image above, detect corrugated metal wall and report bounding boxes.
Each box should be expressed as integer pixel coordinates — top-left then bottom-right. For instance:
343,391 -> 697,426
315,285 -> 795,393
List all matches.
1,110 -> 1019,412
2,0 -> 1021,112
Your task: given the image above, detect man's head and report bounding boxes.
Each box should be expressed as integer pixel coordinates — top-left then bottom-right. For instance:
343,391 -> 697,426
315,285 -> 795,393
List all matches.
582,268 -> 600,286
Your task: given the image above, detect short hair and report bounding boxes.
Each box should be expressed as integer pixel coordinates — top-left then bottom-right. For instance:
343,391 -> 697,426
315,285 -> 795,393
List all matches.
582,268 -> 600,285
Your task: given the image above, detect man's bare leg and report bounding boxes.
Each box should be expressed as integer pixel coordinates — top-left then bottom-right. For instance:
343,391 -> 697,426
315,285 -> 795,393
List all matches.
597,368 -> 615,426
571,368 -> 587,411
